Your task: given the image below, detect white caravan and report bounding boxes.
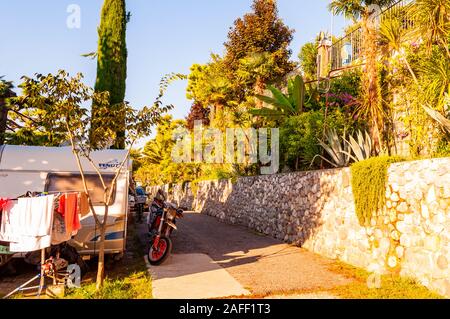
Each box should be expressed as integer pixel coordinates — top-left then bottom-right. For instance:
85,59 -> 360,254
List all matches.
0,145 -> 131,258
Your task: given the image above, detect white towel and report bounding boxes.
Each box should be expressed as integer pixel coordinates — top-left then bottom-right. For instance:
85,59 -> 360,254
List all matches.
0,201 -> 21,242
2,195 -> 55,253
16,195 -> 55,237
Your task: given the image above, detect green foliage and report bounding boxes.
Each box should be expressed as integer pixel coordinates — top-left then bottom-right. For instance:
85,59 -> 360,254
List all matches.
400,44 -> 450,156
329,261 -> 444,299
185,0 -> 296,136
329,0 -> 398,153
223,0 -> 295,101
250,75 -> 306,119
93,0 -> 128,149
65,271 -> 152,299
313,129 -> 372,168
345,130 -> 373,162
330,69 -> 362,98
280,109 -> 350,170
315,128 -> 352,168
135,116 -> 200,186
423,104 -> 450,133
298,42 -> 318,81
0,77 -> 15,145
351,156 -> 405,226
435,136 -> 450,156
186,55 -> 232,109
329,0 -> 398,22
409,0 -> 450,57
0,76 -> 14,96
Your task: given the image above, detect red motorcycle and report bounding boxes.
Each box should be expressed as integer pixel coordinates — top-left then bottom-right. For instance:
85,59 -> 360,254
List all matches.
147,202 -> 183,265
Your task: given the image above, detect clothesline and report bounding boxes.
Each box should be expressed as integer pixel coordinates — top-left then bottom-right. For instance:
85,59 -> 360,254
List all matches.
1,192 -> 88,252
10,189 -> 93,201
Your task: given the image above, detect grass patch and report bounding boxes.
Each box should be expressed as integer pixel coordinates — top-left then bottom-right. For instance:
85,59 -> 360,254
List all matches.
327,261 -> 443,299
65,271 -> 151,299
65,221 -> 152,299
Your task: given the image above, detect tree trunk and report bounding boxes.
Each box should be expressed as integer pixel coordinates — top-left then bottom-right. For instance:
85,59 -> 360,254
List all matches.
95,222 -> 107,290
361,14 -> 382,153
254,78 -> 266,109
96,203 -> 109,290
0,99 -> 8,145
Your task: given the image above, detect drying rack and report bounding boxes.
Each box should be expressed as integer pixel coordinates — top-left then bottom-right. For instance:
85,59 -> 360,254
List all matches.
2,189 -> 90,299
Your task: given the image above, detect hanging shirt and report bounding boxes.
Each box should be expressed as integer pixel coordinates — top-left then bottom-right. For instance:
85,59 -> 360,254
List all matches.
78,192 -> 90,217
58,193 -> 81,235
8,195 -> 55,252
51,211 -> 71,245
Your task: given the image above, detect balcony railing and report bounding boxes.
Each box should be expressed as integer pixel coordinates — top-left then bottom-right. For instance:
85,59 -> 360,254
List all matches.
330,0 -> 414,71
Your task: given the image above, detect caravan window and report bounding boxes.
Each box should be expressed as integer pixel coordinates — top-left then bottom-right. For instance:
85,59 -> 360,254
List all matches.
46,173 -> 116,205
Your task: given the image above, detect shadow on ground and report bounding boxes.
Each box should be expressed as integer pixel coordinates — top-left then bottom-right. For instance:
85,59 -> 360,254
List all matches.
140,211 -> 353,296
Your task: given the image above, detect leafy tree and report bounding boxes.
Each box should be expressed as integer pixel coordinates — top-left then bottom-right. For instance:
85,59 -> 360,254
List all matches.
410,0 -> 450,59
186,102 -> 210,131
186,55 -> 234,111
329,0 -> 397,153
136,116 -> 200,186
93,0 -> 128,149
280,109 -> 349,170
298,41 -> 319,81
378,10 -> 422,84
15,70 -> 171,290
236,52 -> 279,102
0,77 -> 16,145
223,0 -> 296,101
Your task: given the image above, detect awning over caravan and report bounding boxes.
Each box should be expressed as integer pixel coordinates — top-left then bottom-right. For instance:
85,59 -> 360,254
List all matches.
0,145 -> 131,173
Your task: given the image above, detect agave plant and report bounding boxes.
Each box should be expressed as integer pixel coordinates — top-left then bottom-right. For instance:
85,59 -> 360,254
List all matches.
312,128 -> 351,168
312,129 -> 374,168
249,75 -> 306,119
422,104 -> 450,133
343,130 -> 373,162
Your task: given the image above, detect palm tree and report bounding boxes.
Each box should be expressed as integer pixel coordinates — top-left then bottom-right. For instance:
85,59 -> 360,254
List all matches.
379,15 -> 418,84
142,140 -> 165,164
249,75 -> 306,119
410,0 -> 450,59
329,0 -> 397,153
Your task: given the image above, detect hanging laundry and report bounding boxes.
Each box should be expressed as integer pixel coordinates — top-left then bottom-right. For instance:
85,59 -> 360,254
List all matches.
78,192 -> 90,217
8,195 -> 55,252
0,200 -> 20,243
0,198 -> 10,211
51,211 -> 71,245
58,193 -> 81,235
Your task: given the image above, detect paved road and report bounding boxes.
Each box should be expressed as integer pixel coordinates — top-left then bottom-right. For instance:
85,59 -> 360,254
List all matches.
142,212 -> 353,297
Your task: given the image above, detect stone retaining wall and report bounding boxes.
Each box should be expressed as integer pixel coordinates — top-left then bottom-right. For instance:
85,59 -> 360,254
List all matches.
148,157 -> 450,297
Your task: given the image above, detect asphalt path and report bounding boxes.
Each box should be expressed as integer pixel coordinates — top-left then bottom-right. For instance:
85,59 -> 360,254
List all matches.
142,211 -> 353,297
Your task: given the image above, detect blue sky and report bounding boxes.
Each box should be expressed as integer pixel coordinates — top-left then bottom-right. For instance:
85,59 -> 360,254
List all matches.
0,0 -> 349,146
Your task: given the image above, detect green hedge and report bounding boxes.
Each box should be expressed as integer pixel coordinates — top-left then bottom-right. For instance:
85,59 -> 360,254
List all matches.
351,156 -> 405,226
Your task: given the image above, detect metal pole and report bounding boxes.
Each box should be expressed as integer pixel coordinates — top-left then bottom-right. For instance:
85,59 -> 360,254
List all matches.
2,274 -> 40,299
38,249 -> 45,296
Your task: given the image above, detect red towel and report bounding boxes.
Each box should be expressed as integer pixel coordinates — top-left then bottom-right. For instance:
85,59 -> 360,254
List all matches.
58,194 -> 81,234
0,198 -> 10,210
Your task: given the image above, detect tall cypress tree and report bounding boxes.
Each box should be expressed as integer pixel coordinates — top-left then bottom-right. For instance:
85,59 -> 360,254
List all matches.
93,0 -> 128,149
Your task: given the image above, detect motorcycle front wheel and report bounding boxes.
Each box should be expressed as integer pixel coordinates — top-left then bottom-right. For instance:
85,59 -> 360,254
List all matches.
147,236 -> 172,265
